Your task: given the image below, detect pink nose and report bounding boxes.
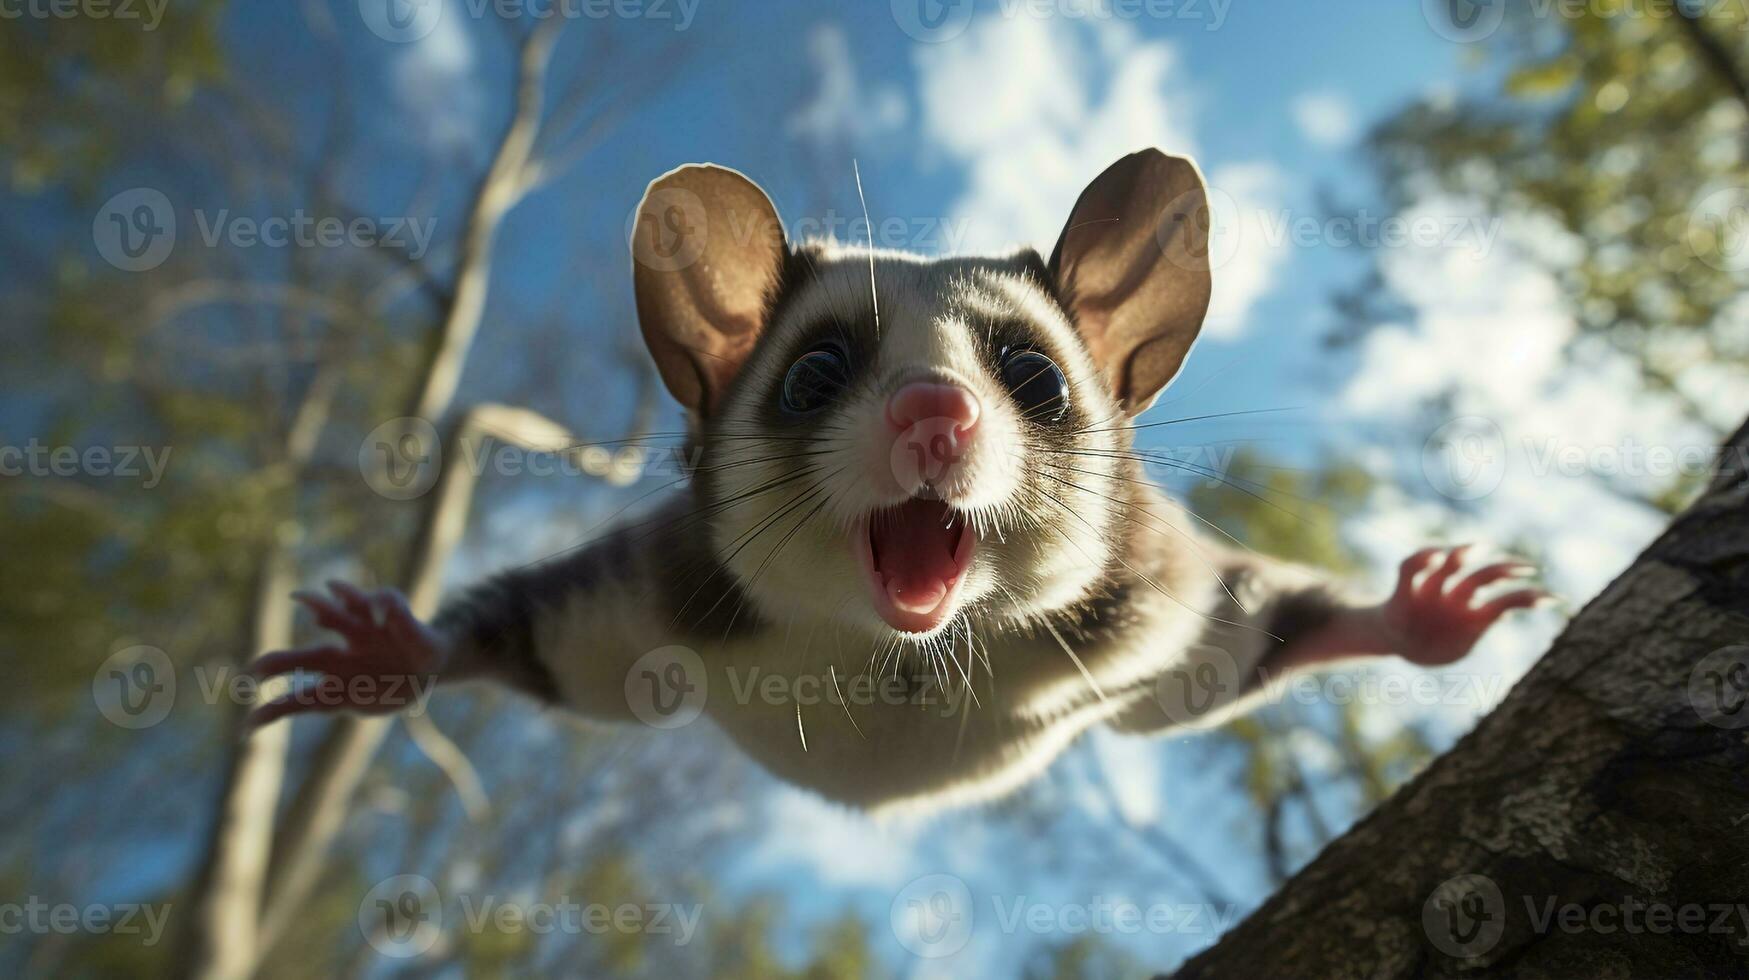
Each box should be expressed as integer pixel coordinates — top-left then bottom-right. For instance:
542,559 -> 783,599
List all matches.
886,381 -> 981,438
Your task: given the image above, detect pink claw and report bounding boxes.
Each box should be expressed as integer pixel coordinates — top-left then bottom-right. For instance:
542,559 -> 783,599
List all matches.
244,583 -> 445,730
1384,548 -> 1552,666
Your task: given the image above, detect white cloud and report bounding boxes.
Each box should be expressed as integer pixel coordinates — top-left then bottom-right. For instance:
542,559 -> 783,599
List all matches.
910,15 -> 1286,339
1332,199 -> 1743,730
789,23 -> 908,149
1340,209 -> 1573,415
1087,728 -> 1161,825
914,15 -> 1170,255
1290,91 -> 1359,149
390,3 -> 483,153
737,785 -> 926,888
1203,161 -> 1288,338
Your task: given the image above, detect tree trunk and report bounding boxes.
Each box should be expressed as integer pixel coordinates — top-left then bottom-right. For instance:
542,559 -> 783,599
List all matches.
1167,417 -> 1749,978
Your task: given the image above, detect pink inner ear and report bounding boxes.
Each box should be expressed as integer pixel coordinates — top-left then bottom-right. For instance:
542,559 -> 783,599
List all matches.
1072,310 -> 1120,393
1054,271 -> 1134,405
1047,150 -> 1214,413
632,163 -> 788,415
699,322 -> 766,412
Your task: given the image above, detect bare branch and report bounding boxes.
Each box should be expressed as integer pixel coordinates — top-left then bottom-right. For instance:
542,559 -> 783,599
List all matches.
404,712 -> 492,823
256,399 -> 651,954
144,279 -> 367,337
1673,4 -> 1749,127
408,17 -> 565,425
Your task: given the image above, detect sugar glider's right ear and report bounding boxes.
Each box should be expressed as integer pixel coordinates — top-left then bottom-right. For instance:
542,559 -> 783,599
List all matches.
1048,150 -> 1213,416
631,164 -> 787,416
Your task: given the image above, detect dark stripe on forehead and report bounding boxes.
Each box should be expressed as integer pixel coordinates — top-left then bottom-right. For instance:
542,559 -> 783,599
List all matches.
766,243 -> 828,333
1001,247 -> 1061,305
770,245 -> 1064,333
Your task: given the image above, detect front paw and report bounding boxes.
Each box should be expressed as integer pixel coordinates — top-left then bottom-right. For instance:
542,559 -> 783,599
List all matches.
1382,545 -> 1552,666
245,582 -> 446,729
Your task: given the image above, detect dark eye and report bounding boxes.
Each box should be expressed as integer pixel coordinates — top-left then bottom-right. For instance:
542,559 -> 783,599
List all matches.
780,345 -> 850,414
1001,349 -> 1069,423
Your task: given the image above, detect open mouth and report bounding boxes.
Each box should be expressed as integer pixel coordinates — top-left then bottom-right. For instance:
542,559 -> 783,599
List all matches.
854,498 -> 977,635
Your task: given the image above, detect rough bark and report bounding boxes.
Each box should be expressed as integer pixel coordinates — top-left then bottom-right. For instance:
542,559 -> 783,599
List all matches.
1167,418 -> 1749,978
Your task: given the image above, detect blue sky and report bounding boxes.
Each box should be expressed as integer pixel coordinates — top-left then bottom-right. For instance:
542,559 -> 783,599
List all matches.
326,0 -> 1491,416
41,1 -> 1749,975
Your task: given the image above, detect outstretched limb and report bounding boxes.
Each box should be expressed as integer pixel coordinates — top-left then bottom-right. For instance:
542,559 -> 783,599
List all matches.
1264,544 -> 1553,676
246,582 -> 448,729
1111,544 -> 1554,733
242,505 -> 695,732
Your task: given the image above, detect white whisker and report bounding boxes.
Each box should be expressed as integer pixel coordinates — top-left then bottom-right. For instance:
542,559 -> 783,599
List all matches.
853,158 -> 880,340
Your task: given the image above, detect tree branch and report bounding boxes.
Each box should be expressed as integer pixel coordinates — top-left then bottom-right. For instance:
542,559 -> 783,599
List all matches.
408,17 -> 563,425
404,711 -> 492,823
1165,416 -> 1749,977
179,280 -> 357,980
254,400 -> 653,957
1674,4 -> 1749,126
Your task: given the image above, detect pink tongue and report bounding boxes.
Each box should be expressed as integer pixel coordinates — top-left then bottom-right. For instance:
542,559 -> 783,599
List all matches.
871,500 -> 961,614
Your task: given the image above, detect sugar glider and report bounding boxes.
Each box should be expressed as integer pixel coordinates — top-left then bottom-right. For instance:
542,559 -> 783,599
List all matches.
250,150 -> 1546,812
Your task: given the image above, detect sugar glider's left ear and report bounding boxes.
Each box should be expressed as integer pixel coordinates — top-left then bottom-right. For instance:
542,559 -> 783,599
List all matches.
632,163 -> 787,416
1048,149 -> 1213,415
